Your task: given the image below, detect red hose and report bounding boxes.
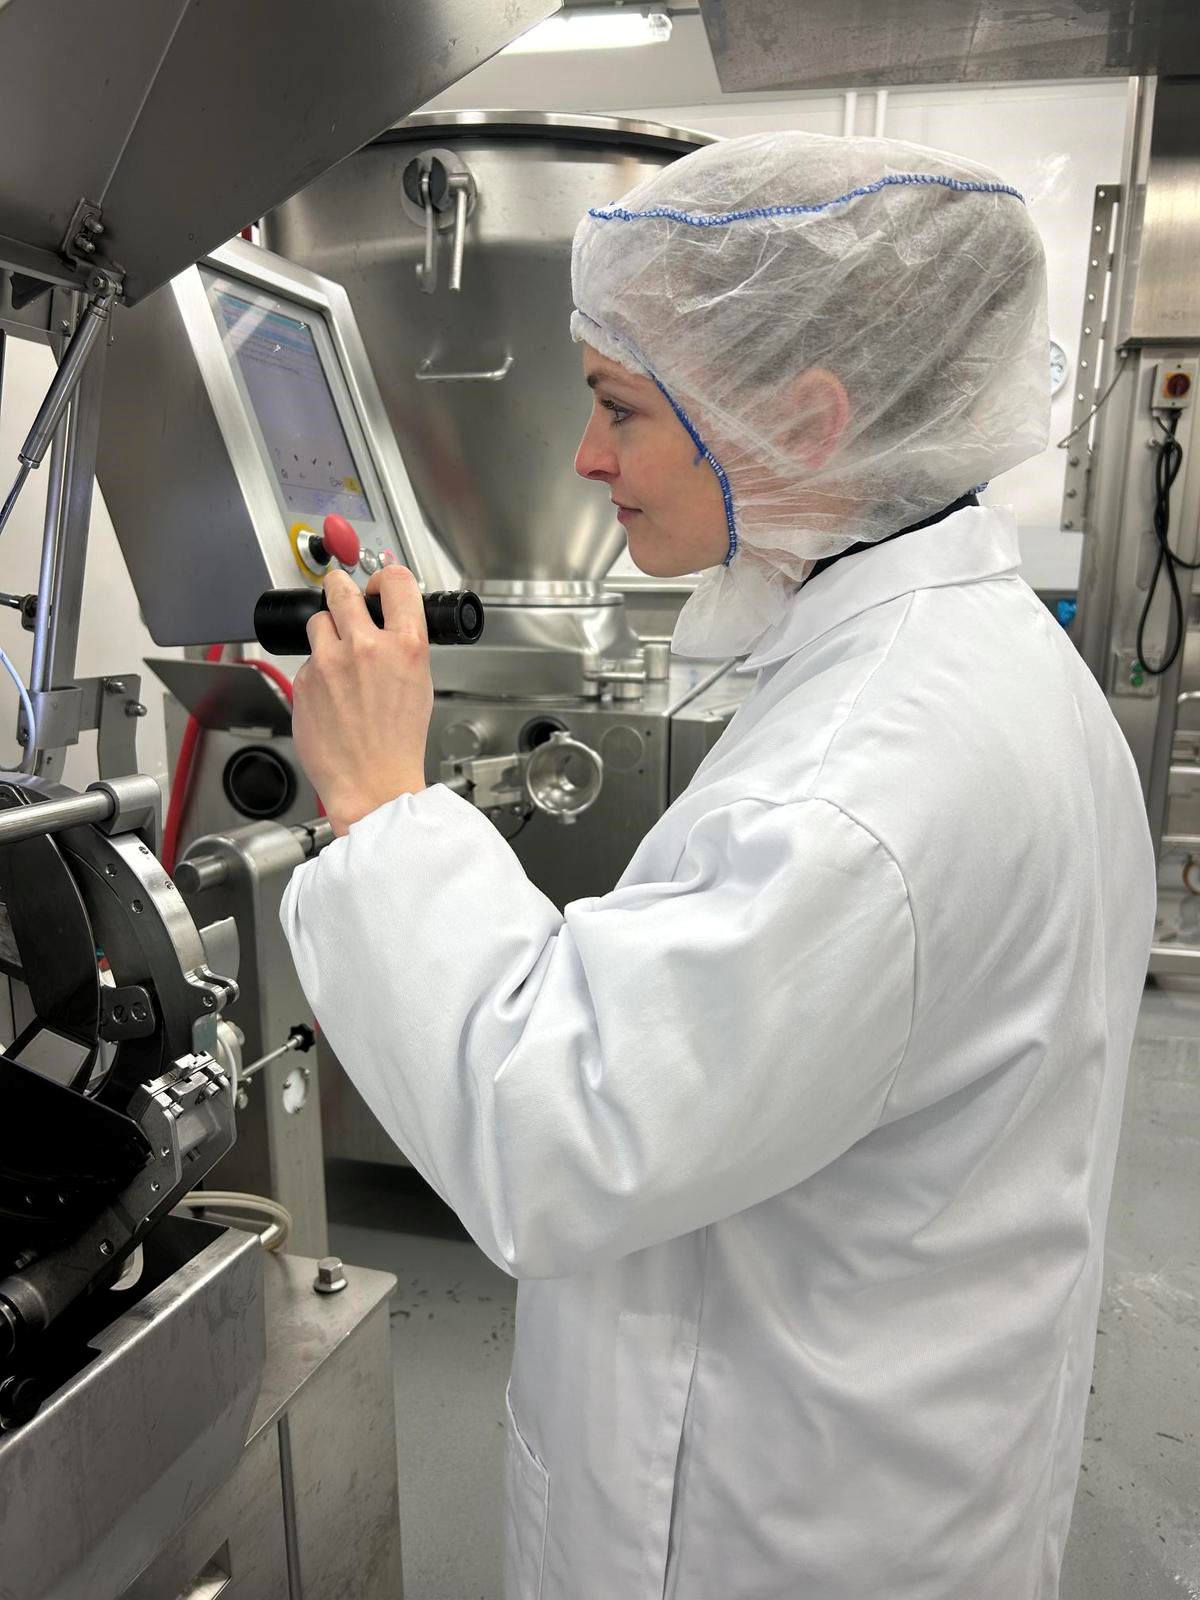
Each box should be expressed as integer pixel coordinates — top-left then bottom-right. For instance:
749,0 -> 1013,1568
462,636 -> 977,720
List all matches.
162,644 -> 224,873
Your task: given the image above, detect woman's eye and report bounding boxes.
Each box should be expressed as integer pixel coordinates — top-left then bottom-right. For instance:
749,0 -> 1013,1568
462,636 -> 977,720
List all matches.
600,398 -> 632,426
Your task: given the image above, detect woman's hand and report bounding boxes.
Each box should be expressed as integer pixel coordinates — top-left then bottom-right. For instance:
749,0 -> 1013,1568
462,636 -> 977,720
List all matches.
291,566 -> 432,836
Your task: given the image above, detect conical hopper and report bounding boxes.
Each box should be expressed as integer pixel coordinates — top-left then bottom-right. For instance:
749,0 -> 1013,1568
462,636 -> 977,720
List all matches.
264,114 -> 708,596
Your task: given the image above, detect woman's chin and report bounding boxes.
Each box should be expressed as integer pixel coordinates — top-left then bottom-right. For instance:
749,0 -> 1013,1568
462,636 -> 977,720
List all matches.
626,530 -> 697,581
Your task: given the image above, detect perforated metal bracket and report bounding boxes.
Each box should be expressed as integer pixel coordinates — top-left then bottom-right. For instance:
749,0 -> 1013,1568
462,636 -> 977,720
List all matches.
1061,184 -> 1121,534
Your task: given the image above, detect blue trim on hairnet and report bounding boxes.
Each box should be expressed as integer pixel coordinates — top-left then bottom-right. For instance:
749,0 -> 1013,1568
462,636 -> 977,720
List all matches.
588,172 -> 1025,229
578,310 -> 739,565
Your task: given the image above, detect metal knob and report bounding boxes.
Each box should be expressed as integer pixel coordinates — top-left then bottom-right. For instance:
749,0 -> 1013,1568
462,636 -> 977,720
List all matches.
313,1256 -> 348,1295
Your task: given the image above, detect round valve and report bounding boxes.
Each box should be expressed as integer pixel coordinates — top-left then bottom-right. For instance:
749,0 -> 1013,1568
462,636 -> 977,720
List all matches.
524,732 -> 604,825
320,514 -> 361,567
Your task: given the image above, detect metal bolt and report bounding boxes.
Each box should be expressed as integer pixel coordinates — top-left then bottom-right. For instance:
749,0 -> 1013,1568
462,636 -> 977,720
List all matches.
314,1256 -> 348,1295
1066,489 -> 1078,499
130,898 -> 143,914
113,1003 -> 126,1022
1094,223 -> 1103,234
104,678 -> 126,694
1064,520 -> 1075,530
83,215 -> 104,235
150,1180 -> 160,1194
74,235 -> 96,254
125,701 -> 148,718
104,863 -> 117,877
132,1003 -> 147,1022
1098,188 -> 1107,199
1069,456 -> 1081,468
160,1146 -> 170,1158
99,1239 -> 113,1257
202,993 -> 214,1008
236,1088 -> 249,1111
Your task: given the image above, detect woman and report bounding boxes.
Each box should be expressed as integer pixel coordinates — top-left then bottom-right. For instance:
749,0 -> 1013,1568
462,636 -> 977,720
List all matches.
284,133 -> 1155,1599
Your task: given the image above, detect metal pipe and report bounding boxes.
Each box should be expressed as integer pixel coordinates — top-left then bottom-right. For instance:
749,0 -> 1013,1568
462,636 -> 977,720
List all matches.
842,90 -> 857,138
873,89 -> 889,138
0,789 -> 113,846
449,180 -> 469,292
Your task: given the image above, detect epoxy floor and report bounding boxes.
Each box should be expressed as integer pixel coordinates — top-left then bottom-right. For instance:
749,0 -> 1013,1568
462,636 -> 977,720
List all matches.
328,981 -> 1200,1600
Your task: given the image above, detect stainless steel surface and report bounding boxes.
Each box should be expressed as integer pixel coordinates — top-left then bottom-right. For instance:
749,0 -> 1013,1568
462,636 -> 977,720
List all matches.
148,659 -> 295,738
0,1219 -> 265,1600
264,113 -> 709,594
1131,78 -> 1200,342
697,0 -> 1200,91
251,1252 -> 403,1600
100,237 -> 454,647
432,595 -> 643,697
0,0 -> 557,307
179,821 -> 329,1257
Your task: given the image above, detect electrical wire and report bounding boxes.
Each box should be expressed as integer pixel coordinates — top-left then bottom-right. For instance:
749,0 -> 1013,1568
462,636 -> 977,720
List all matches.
176,1189 -> 292,1251
0,643 -> 36,771
1056,354 -> 1130,450
1134,410 -> 1189,677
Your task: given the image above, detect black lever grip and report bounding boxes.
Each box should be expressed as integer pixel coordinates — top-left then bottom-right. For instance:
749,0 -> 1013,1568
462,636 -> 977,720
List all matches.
253,587 -> 484,655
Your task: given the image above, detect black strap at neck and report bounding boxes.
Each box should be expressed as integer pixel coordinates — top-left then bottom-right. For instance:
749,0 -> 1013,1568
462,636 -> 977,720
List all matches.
802,491 -> 980,589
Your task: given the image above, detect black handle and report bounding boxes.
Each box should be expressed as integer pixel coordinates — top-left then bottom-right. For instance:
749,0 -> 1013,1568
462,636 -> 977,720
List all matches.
253,588 -> 484,656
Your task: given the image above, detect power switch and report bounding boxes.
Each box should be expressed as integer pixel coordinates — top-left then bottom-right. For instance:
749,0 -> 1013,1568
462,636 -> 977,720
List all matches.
1151,360 -> 1197,411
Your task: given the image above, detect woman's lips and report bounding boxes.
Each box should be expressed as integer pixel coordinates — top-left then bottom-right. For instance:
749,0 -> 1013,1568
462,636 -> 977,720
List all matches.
615,505 -> 642,526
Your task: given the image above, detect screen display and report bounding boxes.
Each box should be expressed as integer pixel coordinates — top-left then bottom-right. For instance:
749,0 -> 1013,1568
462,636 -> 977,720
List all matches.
205,278 -> 373,522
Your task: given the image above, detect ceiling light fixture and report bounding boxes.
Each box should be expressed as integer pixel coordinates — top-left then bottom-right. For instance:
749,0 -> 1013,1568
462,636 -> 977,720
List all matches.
504,8 -> 673,54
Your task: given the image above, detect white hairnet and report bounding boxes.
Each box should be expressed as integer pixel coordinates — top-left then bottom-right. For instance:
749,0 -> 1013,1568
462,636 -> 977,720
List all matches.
570,131 -> 1049,658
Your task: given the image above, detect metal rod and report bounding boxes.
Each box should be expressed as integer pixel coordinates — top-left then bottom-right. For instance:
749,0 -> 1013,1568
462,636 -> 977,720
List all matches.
173,854 -> 230,895
0,789 -> 113,846
0,462 -> 30,538
239,1032 -> 306,1085
18,287 -> 114,470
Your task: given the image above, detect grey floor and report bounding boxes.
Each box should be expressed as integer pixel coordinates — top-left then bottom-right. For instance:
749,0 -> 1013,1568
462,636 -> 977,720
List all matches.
328,981 -> 1200,1600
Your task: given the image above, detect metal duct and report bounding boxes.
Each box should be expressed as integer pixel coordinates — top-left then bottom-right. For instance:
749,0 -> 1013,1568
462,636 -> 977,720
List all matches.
0,0 -> 558,305
698,0 -> 1200,93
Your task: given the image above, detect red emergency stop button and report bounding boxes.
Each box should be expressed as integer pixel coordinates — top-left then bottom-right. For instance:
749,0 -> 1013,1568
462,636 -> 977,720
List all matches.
321,514 -> 361,567
1166,372 -> 1192,399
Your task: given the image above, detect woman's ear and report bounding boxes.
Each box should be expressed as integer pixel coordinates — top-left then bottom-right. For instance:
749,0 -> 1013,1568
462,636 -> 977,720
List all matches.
783,369 -> 850,469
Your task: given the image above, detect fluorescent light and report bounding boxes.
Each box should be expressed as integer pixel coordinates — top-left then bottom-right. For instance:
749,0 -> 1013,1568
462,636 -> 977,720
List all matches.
504,9 -> 673,54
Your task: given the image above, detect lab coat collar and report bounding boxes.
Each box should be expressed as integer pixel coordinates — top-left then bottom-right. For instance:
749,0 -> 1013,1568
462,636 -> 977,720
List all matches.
738,505 -> 1022,674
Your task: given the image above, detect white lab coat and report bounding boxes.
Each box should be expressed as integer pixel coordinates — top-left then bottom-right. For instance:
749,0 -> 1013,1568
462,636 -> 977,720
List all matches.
282,506 -> 1155,1600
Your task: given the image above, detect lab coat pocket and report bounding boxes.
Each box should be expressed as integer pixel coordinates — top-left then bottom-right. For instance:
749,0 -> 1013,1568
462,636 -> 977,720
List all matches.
504,1382 -> 550,1600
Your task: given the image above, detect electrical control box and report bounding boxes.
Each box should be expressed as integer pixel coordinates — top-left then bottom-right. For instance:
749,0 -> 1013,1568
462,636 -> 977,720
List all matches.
1150,359 -> 1198,411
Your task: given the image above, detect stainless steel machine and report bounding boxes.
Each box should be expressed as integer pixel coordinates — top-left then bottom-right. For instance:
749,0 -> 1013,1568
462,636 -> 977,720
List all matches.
0,0 -> 557,1592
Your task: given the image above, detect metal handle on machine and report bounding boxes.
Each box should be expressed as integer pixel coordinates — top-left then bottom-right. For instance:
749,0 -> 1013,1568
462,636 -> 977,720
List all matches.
0,787 -> 113,845
417,169 -> 436,296
448,175 -> 471,292
415,353 -> 513,383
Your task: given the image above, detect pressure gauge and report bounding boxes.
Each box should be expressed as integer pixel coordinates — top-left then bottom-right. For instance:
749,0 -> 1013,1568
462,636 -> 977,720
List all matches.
1050,340 -> 1069,396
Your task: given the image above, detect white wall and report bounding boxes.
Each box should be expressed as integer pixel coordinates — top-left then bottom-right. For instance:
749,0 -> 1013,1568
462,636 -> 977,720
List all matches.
0,336 -> 177,790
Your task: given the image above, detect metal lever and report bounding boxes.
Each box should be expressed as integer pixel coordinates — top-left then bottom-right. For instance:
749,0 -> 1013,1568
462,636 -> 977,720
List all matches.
449,175 -> 471,293
417,169 -> 437,295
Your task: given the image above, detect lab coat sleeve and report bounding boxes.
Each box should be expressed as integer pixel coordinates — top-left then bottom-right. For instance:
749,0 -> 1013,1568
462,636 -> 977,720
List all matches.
282,782 -> 915,1278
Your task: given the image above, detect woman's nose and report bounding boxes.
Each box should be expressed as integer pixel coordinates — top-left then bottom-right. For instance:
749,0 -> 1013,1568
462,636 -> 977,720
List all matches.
575,413 -> 617,482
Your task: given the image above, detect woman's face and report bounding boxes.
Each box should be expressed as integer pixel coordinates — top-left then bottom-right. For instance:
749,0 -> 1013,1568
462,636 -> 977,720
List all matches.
574,345 -> 731,578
